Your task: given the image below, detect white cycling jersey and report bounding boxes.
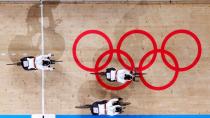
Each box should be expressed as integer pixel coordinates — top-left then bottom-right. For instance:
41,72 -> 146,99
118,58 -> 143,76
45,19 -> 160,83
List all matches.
106,98 -> 121,116
22,53 -> 54,71
97,98 -> 121,116
35,53 -> 53,71
27,58 -> 35,69
106,69 -> 133,83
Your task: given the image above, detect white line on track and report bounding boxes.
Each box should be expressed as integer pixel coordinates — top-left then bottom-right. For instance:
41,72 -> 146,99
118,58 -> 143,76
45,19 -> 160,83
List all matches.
1,53 -> 6,56
40,0 -> 45,116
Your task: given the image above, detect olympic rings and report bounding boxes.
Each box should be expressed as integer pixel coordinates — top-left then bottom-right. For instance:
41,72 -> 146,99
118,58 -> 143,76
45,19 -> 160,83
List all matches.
72,29 -> 202,91
138,49 -> 179,90
161,29 -> 202,71
72,30 -> 113,72
117,29 -> 158,70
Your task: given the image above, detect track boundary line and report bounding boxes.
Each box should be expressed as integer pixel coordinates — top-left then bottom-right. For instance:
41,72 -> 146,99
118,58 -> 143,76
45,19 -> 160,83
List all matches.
40,0 -> 45,116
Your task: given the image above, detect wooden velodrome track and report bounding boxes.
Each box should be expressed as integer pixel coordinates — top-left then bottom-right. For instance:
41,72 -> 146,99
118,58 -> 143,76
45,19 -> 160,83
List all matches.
0,0 -> 210,115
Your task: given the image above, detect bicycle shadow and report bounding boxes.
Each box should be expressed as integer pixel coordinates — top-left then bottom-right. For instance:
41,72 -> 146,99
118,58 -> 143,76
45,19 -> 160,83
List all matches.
78,80 -> 108,105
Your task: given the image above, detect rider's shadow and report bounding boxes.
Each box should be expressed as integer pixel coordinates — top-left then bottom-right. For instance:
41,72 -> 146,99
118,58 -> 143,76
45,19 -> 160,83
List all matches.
78,80 -> 108,105
8,2 -> 64,62
77,80 -> 136,106
8,2 -> 65,87
8,2 -> 65,69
